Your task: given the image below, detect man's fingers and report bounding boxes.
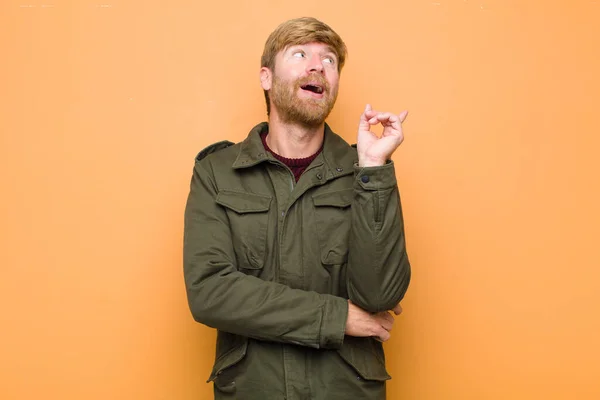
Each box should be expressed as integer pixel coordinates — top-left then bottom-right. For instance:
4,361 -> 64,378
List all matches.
362,104 -> 379,124
377,328 -> 391,342
377,312 -> 394,332
399,110 -> 409,123
359,106 -> 373,131
366,111 -> 383,125
368,113 -> 403,130
383,113 -> 402,131
364,108 -> 408,123
392,303 -> 403,315
360,106 -> 408,134
368,112 -> 392,123
378,112 -> 394,121
379,311 -> 394,324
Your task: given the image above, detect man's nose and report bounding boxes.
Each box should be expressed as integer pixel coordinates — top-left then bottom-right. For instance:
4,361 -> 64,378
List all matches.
307,54 -> 324,73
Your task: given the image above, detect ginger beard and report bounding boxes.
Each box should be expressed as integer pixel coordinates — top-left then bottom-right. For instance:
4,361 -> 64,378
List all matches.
270,73 -> 338,127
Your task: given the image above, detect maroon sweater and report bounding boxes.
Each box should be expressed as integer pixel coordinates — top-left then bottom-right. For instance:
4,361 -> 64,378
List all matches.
260,132 -> 322,182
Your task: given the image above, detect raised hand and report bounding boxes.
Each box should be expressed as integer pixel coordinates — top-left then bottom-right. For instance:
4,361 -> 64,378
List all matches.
357,104 -> 408,167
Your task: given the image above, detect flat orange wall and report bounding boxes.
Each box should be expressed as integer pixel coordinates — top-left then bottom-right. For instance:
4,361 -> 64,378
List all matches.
2,1 -> 599,399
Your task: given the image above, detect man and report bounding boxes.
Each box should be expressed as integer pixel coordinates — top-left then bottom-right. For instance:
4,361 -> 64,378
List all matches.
184,17 -> 411,400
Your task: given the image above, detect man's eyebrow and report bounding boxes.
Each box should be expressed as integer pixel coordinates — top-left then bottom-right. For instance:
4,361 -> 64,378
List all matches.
286,44 -> 304,52
321,46 -> 337,59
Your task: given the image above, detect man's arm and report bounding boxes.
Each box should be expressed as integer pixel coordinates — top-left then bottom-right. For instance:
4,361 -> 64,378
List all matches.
185,157 -> 349,349
346,104 -> 412,312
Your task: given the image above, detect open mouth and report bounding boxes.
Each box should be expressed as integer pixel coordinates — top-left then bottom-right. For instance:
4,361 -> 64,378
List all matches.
301,84 -> 324,94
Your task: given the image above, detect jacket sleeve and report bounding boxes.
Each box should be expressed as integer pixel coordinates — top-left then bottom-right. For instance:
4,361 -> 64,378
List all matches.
183,158 -> 348,349
346,161 -> 411,313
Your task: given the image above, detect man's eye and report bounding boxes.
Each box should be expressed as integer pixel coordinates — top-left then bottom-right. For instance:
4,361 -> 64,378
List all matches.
323,57 -> 335,64
293,51 -> 305,58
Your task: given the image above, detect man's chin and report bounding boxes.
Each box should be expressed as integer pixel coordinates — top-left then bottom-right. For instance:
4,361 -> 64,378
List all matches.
272,95 -> 335,126
286,107 -> 330,126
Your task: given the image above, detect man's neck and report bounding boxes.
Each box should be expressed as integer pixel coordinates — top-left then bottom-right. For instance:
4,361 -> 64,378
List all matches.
265,111 -> 325,159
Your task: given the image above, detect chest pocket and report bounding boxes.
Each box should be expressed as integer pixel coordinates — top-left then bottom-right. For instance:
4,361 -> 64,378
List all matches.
312,188 -> 353,266
216,190 -> 272,273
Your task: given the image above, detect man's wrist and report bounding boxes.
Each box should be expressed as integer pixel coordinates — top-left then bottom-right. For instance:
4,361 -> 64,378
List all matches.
358,156 -> 386,167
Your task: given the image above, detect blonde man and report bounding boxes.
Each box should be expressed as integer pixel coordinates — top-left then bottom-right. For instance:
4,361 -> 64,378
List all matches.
184,17 -> 411,399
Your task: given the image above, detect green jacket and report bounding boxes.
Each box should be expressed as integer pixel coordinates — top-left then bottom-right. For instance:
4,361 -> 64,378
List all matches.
184,122 -> 411,399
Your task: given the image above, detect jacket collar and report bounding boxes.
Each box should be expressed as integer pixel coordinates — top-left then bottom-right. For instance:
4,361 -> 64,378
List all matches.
232,122 -> 357,180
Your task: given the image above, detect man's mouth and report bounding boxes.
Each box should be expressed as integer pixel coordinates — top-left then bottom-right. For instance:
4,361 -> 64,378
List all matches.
300,84 -> 324,94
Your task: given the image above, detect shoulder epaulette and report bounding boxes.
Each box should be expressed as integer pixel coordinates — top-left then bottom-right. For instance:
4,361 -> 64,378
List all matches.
195,140 -> 235,161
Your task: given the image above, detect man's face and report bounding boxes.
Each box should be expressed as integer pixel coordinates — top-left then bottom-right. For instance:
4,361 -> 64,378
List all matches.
262,42 -> 340,126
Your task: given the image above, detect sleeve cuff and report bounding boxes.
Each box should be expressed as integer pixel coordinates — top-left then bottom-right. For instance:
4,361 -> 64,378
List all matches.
354,161 -> 397,190
319,296 -> 348,349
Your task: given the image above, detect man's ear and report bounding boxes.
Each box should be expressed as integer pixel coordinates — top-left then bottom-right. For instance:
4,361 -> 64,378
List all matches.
260,67 -> 272,91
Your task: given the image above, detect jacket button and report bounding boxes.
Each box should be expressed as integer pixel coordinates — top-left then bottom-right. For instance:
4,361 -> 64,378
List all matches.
316,173 -> 323,180
258,153 -> 264,157
336,167 -> 343,172
361,175 -> 370,183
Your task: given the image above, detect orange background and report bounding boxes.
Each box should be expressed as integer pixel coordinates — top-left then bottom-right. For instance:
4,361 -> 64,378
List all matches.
2,1 -> 599,399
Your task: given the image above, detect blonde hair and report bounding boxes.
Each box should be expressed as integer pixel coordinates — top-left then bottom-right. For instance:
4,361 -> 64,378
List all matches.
261,17 -> 347,115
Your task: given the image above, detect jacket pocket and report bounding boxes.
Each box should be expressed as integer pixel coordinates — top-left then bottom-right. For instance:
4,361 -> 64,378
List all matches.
216,190 -> 272,272
207,333 -> 248,393
337,336 -> 391,381
312,189 -> 353,265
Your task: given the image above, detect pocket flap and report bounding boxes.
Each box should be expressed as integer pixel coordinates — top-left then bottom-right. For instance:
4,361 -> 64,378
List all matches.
337,336 -> 391,381
216,190 -> 272,214
312,189 -> 353,208
207,339 -> 248,383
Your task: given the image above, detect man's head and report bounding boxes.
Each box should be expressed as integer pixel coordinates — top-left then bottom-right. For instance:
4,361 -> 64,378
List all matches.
260,17 -> 347,127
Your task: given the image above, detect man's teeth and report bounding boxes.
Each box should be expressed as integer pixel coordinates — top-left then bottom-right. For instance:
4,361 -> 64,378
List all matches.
302,85 -> 323,94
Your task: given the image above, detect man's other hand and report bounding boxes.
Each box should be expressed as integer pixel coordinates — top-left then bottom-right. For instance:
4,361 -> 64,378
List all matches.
345,300 -> 403,342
